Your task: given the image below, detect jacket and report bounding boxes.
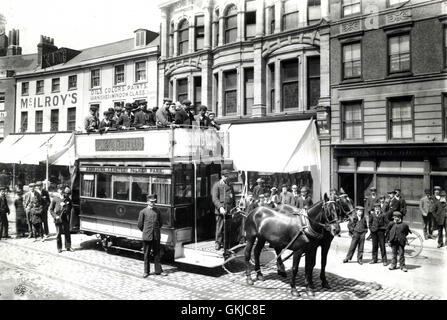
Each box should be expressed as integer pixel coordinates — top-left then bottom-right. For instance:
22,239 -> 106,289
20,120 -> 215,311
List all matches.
174,108 -> 189,125
419,195 -> 435,217
368,210 -> 388,232
385,197 -> 400,220
278,191 -> 293,205
29,191 -> 43,224
137,206 -> 161,241
23,191 -> 32,213
41,189 -> 51,209
348,216 -> 368,235
133,110 -> 147,128
290,193 -> 300,207
84,114 -> 99,132
98,119 -> 116,131
296,196 -> 313,209
145,111 -> 156,126
209,119 -> 220,130
49,195 -> 72,224
156,108 -> 171,127
211,180 -> 236,215
195,115 -> 211,128
117,112 -> 132,128
252,185 -> 266,200
365,195 -> 380,214
386,221 -> 410,246
0,195 -> 9,216
432,200 -> 447,226
394,196 -> 407,216
185,110 -> 195,126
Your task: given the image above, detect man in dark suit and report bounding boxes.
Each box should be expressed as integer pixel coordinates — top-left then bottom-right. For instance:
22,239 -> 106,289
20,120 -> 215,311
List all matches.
386,212 -> 411,272
195,105 -> 211,128
432,190 -> 447,248
252,178 -> 266,200
394,188 -> 407,217
278,184 -> 293,205
343,206 -> 368,265
290,185 -> 300,207
385,190 -> 400,221
369,203 -> 388,265
297,186 -> 313,209
49,185 -> 74,253
364,187 -> 379,226
37,181 -> 51,239
137,194 -> 167,278
0,187 -> 10,240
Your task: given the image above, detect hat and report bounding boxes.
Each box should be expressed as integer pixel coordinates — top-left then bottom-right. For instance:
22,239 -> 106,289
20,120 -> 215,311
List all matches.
256,178 -> 264,183
147,194 -> 157,202
440,191 -> 447,197
182,99 -> 192,106
373,202 -> 381,207
90,105 -> 99,110
394,188 -> 401,192
291,185 -> 298,189
424,188 -> 431,194
199,105 -> 208,111
370,187 -> 377,191
388,190 -> 396,194
35,181 -> 42,186
300,186 -> 309,192
28,183 -> 35,187
163,97 -> 172,103
208,112 -> 216,116
139,101 -> 147,106
271,186 -> 278,191
221,169 -> 231,176
355,206 -> 364,210
434,186 -> 442,191
393,211 -> 402,218
281,184 -> 288,189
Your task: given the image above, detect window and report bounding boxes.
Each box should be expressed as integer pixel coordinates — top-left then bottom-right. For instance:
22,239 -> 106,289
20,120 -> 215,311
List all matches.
444,94 -> 447,139
114,101 -> 124,110
50,109 -> 59,132
343,42 -> 361,78
36,80 -> 44,95
178,19 -> 189,55
67,107 -> 76,131
97,173 -> 112,199
177,78 -> 188,104
35,110 -> 43,132
308,0 -> 321,24
194,77 -> 202,108
21,82 -> 29,95
389,97 -> 413,139
389,34 -> 410,73
244,68 -> 254,115
245,11 -> 256,39
270,6 -> 275,34
153,176 -> 172,205
51,78 -> 60,93
0,93 -> 4,111
224,70 -> 237,115
169,22 -> 175,57
269,64 -> 275,112
174,165 -> 193,204
307,56 -> 320,109
388,0 -> 406,6
282,0 -> 299,31
132,177 -> 151,203
135,30 -> 146,47
81,174 -> 95,197
444,27 -> 447,68
195,16 -> 204,51
21,111 -> 28,132
114,64 -> 125,85
135,61 -> 146,82
91,69 -> 100,88
342,0 -> 361,16
113,176 -> 130,201
213,9 -> 220,46
68,75 -> 77,90
225,5 -> 238,44
281,59 -> 299,110
342,101 -> 362,140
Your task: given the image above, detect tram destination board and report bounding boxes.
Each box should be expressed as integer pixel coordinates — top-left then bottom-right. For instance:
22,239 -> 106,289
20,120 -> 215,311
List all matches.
80,167 -> 172,175
95,137 -> 144,152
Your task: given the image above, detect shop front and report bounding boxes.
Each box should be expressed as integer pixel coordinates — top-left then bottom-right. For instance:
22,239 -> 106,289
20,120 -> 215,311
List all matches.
334,144 -> 447,228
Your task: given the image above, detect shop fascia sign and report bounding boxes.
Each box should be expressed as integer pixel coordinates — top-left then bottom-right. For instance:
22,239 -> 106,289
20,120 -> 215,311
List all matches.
89,83 -> 149,101
20,92 -> 78,109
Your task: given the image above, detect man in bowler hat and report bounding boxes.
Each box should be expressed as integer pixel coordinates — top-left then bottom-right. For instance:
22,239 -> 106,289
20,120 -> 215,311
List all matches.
50,185 -> 74,253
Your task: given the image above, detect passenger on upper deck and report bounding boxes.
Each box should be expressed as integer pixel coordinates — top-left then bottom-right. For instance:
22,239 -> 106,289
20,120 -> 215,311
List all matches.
174,101 -> 189,125
145,106 -> 156,126
182,100 -> 195,126
156,98 -> 172,127
98,110 -> 116,133
195,105 -> 211,128
116,103 -> 134,129
208,112 -> 220,131
133,102 -> 150,129
84,105 -> 99,133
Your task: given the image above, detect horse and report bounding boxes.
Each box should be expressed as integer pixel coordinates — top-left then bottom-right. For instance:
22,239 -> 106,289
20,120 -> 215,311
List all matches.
275,195 -> 354,296
243,193 -> 349,296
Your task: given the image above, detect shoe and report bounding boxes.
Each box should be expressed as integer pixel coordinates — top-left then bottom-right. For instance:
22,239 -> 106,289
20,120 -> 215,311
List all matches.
41,238 -> 45,242
389,265 -> 397,270
369,260 -> 377,264
383,261 -> 388,266
58,249 -> 62,253
215,243 -> 221,251
343,258 -> 349,263
67,248 -> 75,252
28,235 -> 33,239
143,273 -> 149,278
45,234 -> 50,239
357,260 -> 363,265
437,244 -> 444,248
155,272 -> 168,276
401,266 -> 408,272
424,234 -> 428,240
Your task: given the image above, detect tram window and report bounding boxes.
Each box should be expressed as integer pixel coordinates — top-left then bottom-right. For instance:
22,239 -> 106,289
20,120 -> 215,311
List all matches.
175,168 -> 193,204
152,177 -> 171,205
81,174 -> 95,197
132,177 -> 150,203
97,173 -> 112,199
113,175 -> 130,201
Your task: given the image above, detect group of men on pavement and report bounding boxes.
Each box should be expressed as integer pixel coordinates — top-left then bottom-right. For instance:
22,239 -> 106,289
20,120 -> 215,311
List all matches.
84,99 -> 221,133
419,186 -> 447,248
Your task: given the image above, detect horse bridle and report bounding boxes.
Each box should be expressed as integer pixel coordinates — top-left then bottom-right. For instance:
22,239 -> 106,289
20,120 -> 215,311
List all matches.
335,197 -> 356,222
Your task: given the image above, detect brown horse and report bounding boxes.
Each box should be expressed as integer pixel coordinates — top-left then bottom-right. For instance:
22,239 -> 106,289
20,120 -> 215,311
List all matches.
244,194 -> 346,296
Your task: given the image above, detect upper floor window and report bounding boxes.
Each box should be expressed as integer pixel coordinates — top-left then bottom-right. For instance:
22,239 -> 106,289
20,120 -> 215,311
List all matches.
35,110 -> 43,132
308,0 -> 321,25
389,34 -> 410,73
135,61 -> 146,82
0,93 -> 4,111
50,109 -> 59,132
68,75 -> 77,90
194,77 -> 202,108
224,70 -> 237,115
342,0 -> 361,17
51,78 -> 60,93
21,111 -> 28,133
444,27 -> 447,68
244,68 -> 254,115
281,59 -> 299,110
270,6 -> 276,34
36,80 -> 44,95
21,82 -> 29,96
177,78 -> 188,103
342,101 -> 363,140
67,107 -> 76,131
343,42 -> 361,79
178,19 -> 190,55
282,0 -> 299,31
307,56 -> 320,109
225,5 -> 238,44
388,0 -> 407,7
91,69 -> 101,88
169,22 -> 175,57
135,30 -> 146,47
195,16 -> 205,51
388,97 -> 413,139
114,64 -> 125,85
245,11 -> 256,39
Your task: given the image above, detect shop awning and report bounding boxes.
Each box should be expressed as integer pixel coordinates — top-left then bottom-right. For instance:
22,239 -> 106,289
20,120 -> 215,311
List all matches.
224,119 -> 321,199
0,132 -> 74,166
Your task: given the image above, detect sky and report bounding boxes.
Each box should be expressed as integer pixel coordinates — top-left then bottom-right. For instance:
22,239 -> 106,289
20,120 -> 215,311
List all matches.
1,0 -> 162,54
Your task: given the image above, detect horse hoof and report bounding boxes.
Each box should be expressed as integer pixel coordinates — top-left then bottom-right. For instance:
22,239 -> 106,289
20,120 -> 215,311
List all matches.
306,288 -> 315,297
246,277 -> 254,286
290,289 -> 300,297
256,273 -> 265,281
322,282 -> 331,289
278,271 -> 287,278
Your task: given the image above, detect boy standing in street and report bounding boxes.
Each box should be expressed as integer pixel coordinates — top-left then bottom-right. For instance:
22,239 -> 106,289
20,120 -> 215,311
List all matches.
369,203 -> 388,266
387,211 -> 411,272
343,206 -> 368,265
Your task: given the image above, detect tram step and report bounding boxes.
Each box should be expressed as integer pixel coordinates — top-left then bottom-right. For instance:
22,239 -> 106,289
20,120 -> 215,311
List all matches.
175,247 -> 223,268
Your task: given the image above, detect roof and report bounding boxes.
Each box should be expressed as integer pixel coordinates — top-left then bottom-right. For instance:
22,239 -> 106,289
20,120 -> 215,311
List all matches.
0,53 -> 38,73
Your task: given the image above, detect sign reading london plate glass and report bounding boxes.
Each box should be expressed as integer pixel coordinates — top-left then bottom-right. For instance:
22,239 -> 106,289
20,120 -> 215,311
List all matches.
95,138 -> 144,152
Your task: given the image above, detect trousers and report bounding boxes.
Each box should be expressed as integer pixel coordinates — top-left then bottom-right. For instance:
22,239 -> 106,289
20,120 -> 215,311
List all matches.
56,221 -> 71,250
390,243 -> 405,267
143,240 -> 162,274
32,223 -> 43,239
437,223 -> 447,246
26,210 -> 33,235
346,232 -> 366,261
215,214 -> 231,250
41,206 -> 49,235
371,230 -> 387,262
422,213 -> 433,236
0,214 -> 8,239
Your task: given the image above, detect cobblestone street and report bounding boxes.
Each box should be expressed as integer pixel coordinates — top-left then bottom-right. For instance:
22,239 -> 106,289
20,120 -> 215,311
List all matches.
1,228 -> 445,300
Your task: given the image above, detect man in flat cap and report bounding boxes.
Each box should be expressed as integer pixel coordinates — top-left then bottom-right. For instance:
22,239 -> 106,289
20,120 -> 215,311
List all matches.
133,102 -> 149,129
29,182 -> 44,241
432,190 -> 447,248
252,178 -> 266,201
116,103 -> 134,129
344,206 -> 368,265
433,186 -> 442,204
297,186 -> 313,210
208,112 -> 220,131
290,185 -> 300,207
0,187 -> 10,240
394,188 -> 407,217
365,187 -> 379,227
49,184 -> 74,253
99,110 -> 116,133
211,169 -> 236,254
156,99 -> 173,127
195,105 -> 211,128
419,188 -> 435,240
368,202 -> 388,265
182,100 -> 195,126
386,211 -> 410,272
385,190 -> 399,221
279,184 -> 293,205
36,180 -> 51,239
138,194 -> 167,277
84,105 -> 99,132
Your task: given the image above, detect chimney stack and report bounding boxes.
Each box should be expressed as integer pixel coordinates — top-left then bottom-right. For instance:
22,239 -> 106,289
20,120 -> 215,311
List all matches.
37,35 -> 58,68
7,29 -> 22,56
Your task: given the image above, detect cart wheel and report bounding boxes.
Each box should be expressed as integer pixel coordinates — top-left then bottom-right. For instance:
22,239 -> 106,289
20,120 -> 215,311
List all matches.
405,230 -> 423,258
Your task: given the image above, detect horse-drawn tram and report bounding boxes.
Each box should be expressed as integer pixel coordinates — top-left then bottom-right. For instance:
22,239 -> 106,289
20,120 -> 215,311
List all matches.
76,126 -> 238,267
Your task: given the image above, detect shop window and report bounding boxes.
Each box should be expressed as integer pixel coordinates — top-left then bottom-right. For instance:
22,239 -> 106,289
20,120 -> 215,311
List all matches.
152,177 -> 172,205
67,107 -> 76,131
342,101 -> 363,140
114,64 -> 125,85
401,161 -> 425,173
113,176 -> 130,201
68,75 -> 77,90
338,157 -> 356,171
245,11 -> 256,39
195,15 -> 205,51
194,77 -> 202,108
307,56 -> 320,109
389,97 -> 413,139
177,78 -> 188,104
244,68 -> 254,115
224,5 -> 238,44
308,0 -> 321,25
343,42 -> 361,79
281,59 -> 299,110
342,0 -> 361,17
135,61 -> 146,82
36,80 -> 44,95
377,161 -> 401,173
131,177 -> 151,203
21,111 -> 28,133
377,175 -> 423,202
91,69 -> 100,88
97,173 -> 112,199
51,78 -> 60,93
35,110 -> 43,132
268,63 -> 275,113
50,109 -> 59,132
178,19 -> 189,55
224,70 -> 237,115
432,157 -> 447,171
282,0 -> 299,31
81,174 -> 95,197
388,34 -> 410,74
21,82 -> 29,95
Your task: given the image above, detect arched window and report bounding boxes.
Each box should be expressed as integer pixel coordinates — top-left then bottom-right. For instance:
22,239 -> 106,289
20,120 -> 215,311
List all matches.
224,4 -> 238,44
178,19 -> 189,55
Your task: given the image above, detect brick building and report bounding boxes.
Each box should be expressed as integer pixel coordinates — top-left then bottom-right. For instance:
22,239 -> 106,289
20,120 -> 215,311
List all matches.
329,0 -> 447,227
